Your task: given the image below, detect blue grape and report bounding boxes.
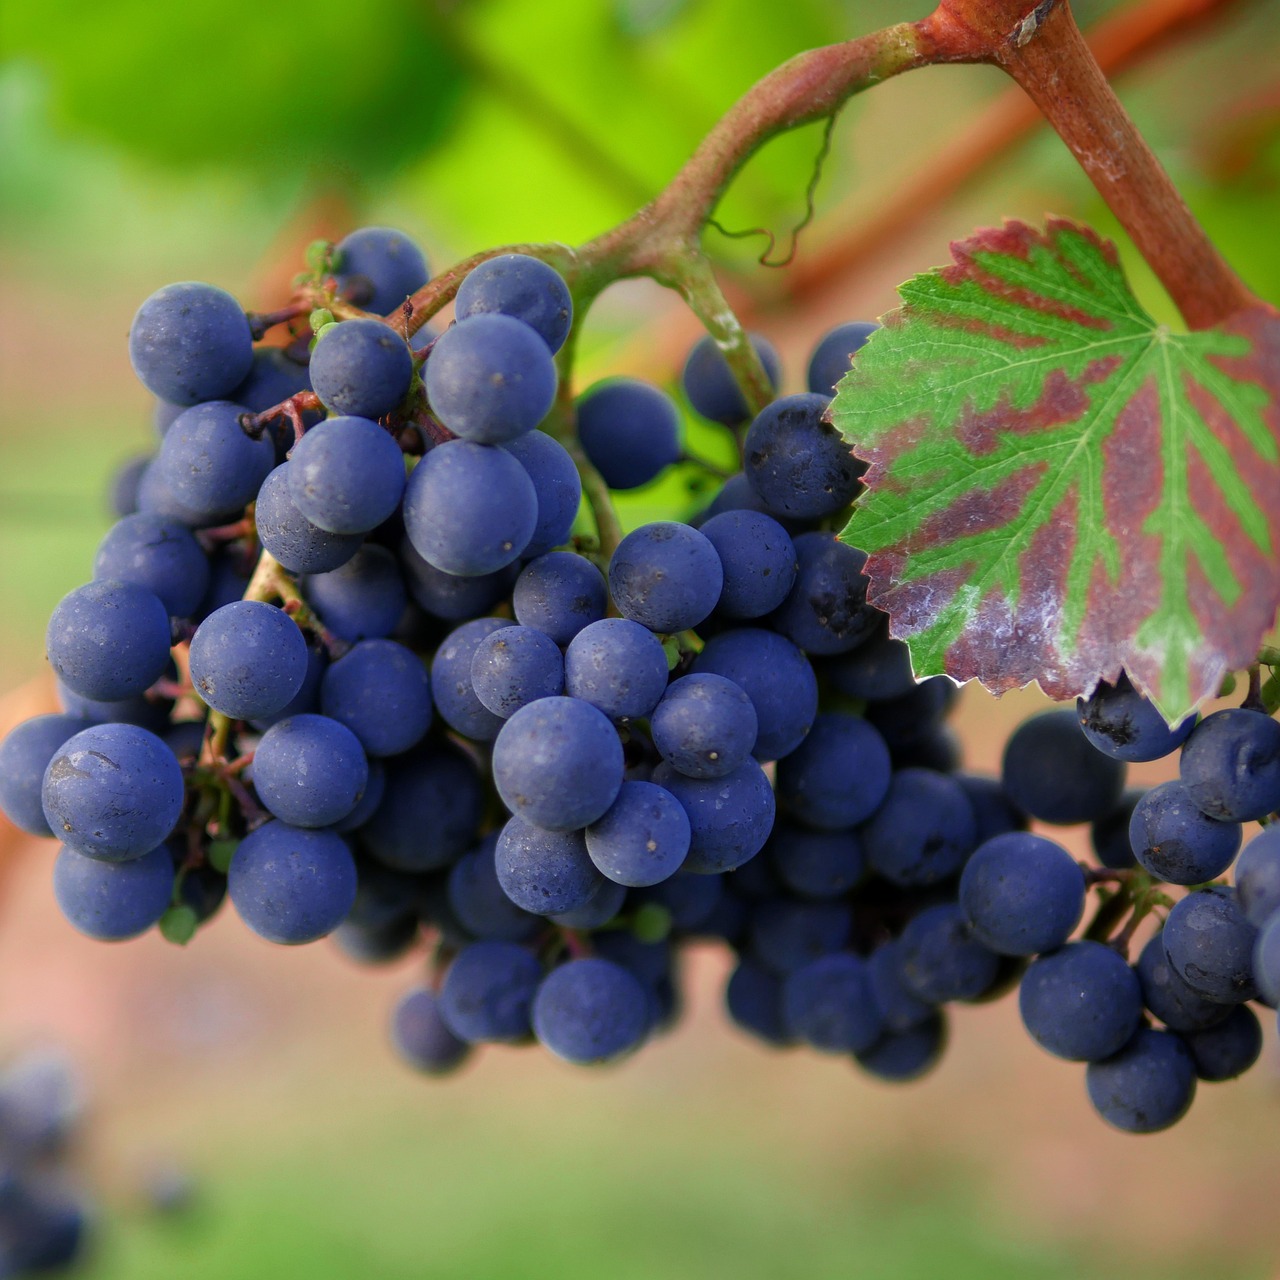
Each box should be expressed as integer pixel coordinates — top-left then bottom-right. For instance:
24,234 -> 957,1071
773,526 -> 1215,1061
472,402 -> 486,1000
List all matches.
1002,709 -> 1127,824
774,713 -> 891,830
189,600 -> 308,720
198,546 -> 255,618
55,679 -> 172,735
806,321 -> 877,396
698,509 -> 797,620
471,624 -> 565,718
1089,788 -> 1142,870
110,453 -> 151,517
1085,1028 -> 1197,1133
1235,827 -> 1280,926
634,872 -> 723,929
863,677 -> 957,749
782,953 -> 882,1054
1077,674 -> 1195,762
768,822 -> 863,900
128,281 -> 253,405
1163,886 -> 1259,1003
304,544 -> 407,642
1251,911 -> 1280,1006
653,758 -> 775,875
512,552 -> 607,645
1181,1005 -> 1263,1081
576,378 -> 680,490
503,429 -> 582,557
725,958 -> 794,1046
1019,941 -> 1144,1061
823,616 -> 915,702
1127,780 -> 1241,884
228,822 -> 357,944
333,227 -> 429,314
447,835 -> 537,942
253,464 -> 362,576
608,522 -> 723,634
681,332 -> 781,425
334,758 -> 386,834
898,904 -> 1000,1004
425,314 -> 557,442
564,618 -> 669,721
492,697 -> 623,831
52,843 -> 175,941
1134,932 -> 1232,1033
152,399 -> 185,437
309,319 -> 414,420
866,941 -> 935,1033
494,817 -> 606,915
862,768 -> 976,887
319,639 -> 432,757
93,513 -> 210,619
649,673 -> 757,779
250,640 -> 327,731
401,540 -> 518,622
748,899 -> 851,975
251,714 -> 368,828
42,723 -> 183,862
454,253 -> 572,353
772,533 -> 879,656
743,393 -> 863,519
155,401 -> 276,523
402,439 -> 537,576
0,715 -> 93,838
692,628 -> 817,761
47,579 -> 172,702
430,618 -> 509,741
958,832 -> 1086,956
390,987 -> 471,1075
548,877 -> 628,929
439,941 -> 543,1043
955,774 -> 1028,845
287,416 -> 406,534
1179,708 -> 1280,822
856,1013 -> 948,1083
532,958 -> 649,1064
585,781 -> 691,887
231,345 -> 312,414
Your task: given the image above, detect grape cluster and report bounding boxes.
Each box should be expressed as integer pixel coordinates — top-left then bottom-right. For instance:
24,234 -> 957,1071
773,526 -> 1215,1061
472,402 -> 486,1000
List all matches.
3,228 -> 1276,1130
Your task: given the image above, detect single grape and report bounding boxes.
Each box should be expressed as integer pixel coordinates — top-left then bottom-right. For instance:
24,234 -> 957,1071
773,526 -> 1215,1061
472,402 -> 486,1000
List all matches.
774,714 -> 891,830
93,513 -> 210,619
1234,827 -> 1280,927
503,430 -> 582,557
782,953 -> 883,1054
1077,674 -> 1195,761
681,332 -> 781,425
767,822 -> 863,900
250,714 -> 368,828
1019,942 -> 1144,1061
650,673 -> 757,780
585,780 -> 691,887
109,453 -> 151,517
332,227 -> 430,314
254,464 -> 363,576
494,817 -> 606,916
855,1012 -> 948,1084
309,319 -> 414,420
1252,912 -> 1280,1006
608,522 -> 724,634
319,639 -> 433,758
748,899 -> 851,976
806,321 -> 878,396
52,843 -> 175,941
430,618 -> 510,742
955,774 -> 1028,845
822,615 -> 915,702
1179,708 -> 1280,822
231,345 -> 312,414
189,600 -> 308,721
564,618 -> 669,722
771,533 -> 879,656
653,758 -> 776,875
861,768 -> 976,887
548,877 -> 628,930
1089,788 -> 1143,870
1163,886 -> 1259,1004
402,540 -> 519,623
55,680 -> 171,735
333,758 -> 387,835
471,624 -> 565,718
155,401 -> 275,524
447,835 -> 538,942
286,415 -> 406,535
1127,780 -> 1241,884
1085,1028 -> 1197,1134
698,509 -> 797,620
725,958 -> 795,1046
863,677 -> 957,748
1002,709 -> 1127,824
304,544 -> 407,642
0,715 -> 94,838
249,640 -> 327,731
438,941 -> 543,1043
634,872 -> 723,930
1134,932 -> 1232,1033
512,552 -> 607,645
576,378 -> 681,490
454,253 -> 573,353
532,958 -> 649,1064
866,941 -> 935,1033
898,904 -> 1000,1004
1180,1005 -> 1263,1082
390,987 -> 471,1075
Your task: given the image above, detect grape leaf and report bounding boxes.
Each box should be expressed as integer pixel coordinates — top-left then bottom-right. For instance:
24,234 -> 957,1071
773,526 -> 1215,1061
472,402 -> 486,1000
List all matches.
832,217 -> 1280,723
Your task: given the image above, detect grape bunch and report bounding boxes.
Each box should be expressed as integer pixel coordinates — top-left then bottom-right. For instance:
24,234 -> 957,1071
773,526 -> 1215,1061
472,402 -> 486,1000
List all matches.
2,227 -> 1276,1132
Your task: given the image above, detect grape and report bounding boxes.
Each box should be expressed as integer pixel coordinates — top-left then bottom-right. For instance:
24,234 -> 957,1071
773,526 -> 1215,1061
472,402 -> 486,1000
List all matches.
698,510 -> 797,620
227,822 -> 357,945
748,899 -> 851,975
725,958 -> 794,1046
93,513 -> 210,619
333,759 -> 387,835
42,723 -> 183,862
332,227 -> 429,314
1234,827 -> 1280,927
576,378 -> 681,490
608,522 -> 724,634
564,618 -> 669,721
1134,933 -> 1231,1033
1253,912 -> 1280,1006
1181,1005 -> 1263,1082
402,439 -> 537,576
1085,1028 -> 1197,1134
319,639 -> 433,757
1179,708 -> 1280,822
512,552 -> 607,645
774,714 -> 891,830
650,673 -> 757,780
771,533 -> 879,656
955,775 -> 1028,845
742,393 -> 863,519
447,835 -> 538,942
128,282 -> 253,405
502,430 -> 582,557
47,579 -> 172,702
0,715 -> 93,838
152,399 -> 185,437
653,758 -> 776,875
862,768 -> 976,887
692,629 -> 817,761
401,540 -> 517,623
286,416 -> 406,534
866,941 -> 935,1033
1077,674 -> 1195,761
898,904 -> 1000,1003
56,679 -> 172,735
231,346 -> 311,414
254,464 -> 363,576
424,314 -> 557,442
309,319 -> 414,420
110,453 -> 151,517
430,618 -> 510,741
585,781 -> 691,887
189,600 -> 308,720
856,1013 -> 948,1083
1019,942 -> 1144,1061
806,321 -> 878,396
958,832 -> 1086,956
471,625 -> 565,717
199,546 -> 255,618
1127,780 -> 1241,884
532,958 -> 649,1064
494,817 -> 606,916
155,401 -> 275,523
1001,709 -> 1127,824
548,877 -> 628,929
635,872 -> 722,930
1163,886 -> 1259,1003
822,616 -> 915,702
52,842 -> 175,941
492,697 -> 624,831
250,714 -> 369,828
455,253 -> 572,353
681,332 -> 781,425
863,677 -> 957,748
782,953 -> 882,1054
390,988 -> 471,1075
767,822 -> 863,900
438,941 -> 543,1043
336,912 -> 419,966
304,544 -> 407,642
1089,788 -> 1143,870
250,640 -> 327,731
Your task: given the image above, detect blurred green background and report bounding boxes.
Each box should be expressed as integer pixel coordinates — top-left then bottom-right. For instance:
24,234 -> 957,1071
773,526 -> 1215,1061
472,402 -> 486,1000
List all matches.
1,1 -> 1279,1277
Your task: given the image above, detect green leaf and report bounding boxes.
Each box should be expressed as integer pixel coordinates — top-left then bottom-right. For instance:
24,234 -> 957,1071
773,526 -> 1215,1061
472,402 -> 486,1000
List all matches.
833,218 -> 1280,723
159,905 -> 199,947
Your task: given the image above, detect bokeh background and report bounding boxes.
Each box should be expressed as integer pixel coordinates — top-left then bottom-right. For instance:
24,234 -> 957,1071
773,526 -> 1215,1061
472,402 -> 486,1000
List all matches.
1,1 -> 1279,1276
